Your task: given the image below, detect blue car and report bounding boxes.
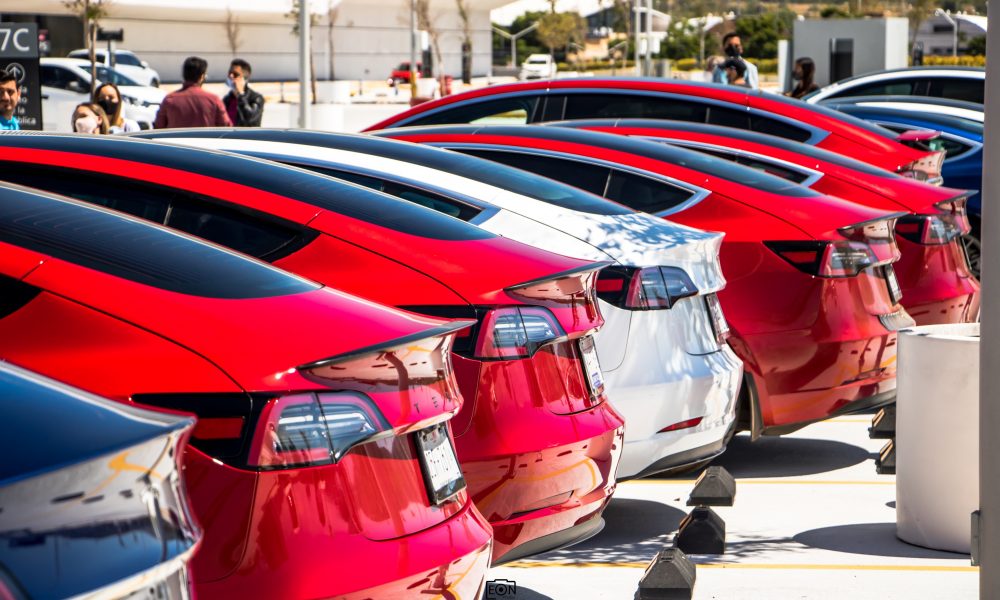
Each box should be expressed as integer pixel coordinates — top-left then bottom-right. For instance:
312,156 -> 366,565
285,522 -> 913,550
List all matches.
0,361 -> 200,599
825,100 -> 983,274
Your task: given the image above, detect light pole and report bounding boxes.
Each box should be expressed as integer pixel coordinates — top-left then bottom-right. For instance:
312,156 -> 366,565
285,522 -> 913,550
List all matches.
935,9 -> 959,59
410,0 -> 418,100
298,0 -> 311,128
492,22 -> 539,69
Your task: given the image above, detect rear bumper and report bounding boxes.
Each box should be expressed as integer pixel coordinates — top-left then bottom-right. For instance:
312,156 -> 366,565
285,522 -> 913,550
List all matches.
895,239 -> 980,326
195,499 -> 493,599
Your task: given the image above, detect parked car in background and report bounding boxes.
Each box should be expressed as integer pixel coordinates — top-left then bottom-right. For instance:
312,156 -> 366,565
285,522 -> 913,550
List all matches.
559,118 -> 980,318
820,95 -> 984,123
519,54 -> 557,80
40,58 -> 164,131
0,361 -> 199,600
67,48 -> 161,86
134,127 -> 744,481
0,133 -> 624,565
0,186 -> 493,599
385,125 -> 915,437
364,78 -> 944,181
387,61 -> 422,85
820,102 -> 985,275
803,66 -> 985,105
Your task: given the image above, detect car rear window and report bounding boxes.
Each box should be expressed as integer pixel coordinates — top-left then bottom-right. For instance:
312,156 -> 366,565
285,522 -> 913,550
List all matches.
0,189 -> 318,299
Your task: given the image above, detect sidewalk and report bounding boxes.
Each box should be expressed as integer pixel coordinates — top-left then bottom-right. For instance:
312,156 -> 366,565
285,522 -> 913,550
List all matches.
488,416 -> 977,599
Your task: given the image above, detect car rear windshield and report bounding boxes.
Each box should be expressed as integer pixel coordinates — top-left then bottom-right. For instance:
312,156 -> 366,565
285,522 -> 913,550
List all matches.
761,92 -> 901,140
0,188 -> 318,299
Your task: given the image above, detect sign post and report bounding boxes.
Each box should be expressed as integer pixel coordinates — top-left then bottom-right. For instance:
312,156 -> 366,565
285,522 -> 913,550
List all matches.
0,23 -> 41,130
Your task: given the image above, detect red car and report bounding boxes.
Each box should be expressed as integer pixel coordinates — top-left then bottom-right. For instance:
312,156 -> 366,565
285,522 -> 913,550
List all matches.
0,134 -> 624,564
551,118 -> 980,326
388,61 -> 422,85
0,187 -> 492,598
379,125 -> 913,436
364,77 -> 944,180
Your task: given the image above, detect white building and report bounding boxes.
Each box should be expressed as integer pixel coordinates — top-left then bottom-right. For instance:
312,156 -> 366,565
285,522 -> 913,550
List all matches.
915,13 -> 986,56
0,0 -> 507,82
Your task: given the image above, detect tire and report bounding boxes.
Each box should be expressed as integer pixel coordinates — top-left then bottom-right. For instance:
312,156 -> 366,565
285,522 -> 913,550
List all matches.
150,78 -> 159,88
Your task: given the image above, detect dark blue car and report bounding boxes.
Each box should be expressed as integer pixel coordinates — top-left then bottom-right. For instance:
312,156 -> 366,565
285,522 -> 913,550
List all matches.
0,361 -> 199,599
825,99 -> 983,274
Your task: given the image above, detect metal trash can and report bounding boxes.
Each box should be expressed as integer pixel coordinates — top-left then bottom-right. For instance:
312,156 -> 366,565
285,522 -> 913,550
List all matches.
896,322 -> 979,553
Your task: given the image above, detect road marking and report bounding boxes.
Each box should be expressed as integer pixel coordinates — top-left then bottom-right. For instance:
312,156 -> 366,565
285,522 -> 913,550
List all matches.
502,561 -> 977,572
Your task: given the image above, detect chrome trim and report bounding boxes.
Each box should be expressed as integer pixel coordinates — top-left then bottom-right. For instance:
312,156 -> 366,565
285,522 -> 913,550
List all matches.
430,142 -> 713,218
648,138 -> 826,188
68,545 -> 195,600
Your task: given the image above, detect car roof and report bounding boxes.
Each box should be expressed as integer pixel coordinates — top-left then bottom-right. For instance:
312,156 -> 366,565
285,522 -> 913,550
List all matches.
40,57 -> 92,67
830,105 -> 984,136
0,182 -> 318,299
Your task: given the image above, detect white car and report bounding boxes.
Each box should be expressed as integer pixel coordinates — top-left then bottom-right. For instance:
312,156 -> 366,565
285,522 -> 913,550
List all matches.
823,97 -> 984,123
39,58 -> 165,131
519,54 -> 557,80
134,129 -> 744,480
67,48 -> 161,87
804,66 -> 985,105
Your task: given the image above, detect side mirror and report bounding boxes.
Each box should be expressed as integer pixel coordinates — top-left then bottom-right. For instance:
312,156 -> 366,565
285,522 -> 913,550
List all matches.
141,60 -> 149,68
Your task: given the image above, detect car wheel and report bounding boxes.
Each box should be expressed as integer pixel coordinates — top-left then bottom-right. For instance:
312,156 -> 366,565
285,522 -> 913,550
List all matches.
151,78 -> 159,87
963,233 -> 981,279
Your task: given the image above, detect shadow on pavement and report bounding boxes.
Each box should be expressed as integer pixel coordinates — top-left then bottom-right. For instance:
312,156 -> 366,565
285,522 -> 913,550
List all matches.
491,584 -> 554,600
524,498 -> 686,564
794,522 -> 970,559
657,433 -> 873,479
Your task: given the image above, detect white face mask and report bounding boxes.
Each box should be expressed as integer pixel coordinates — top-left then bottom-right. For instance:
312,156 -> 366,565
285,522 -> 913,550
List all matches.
224,77 -> 235,90
74,115 -> 99,134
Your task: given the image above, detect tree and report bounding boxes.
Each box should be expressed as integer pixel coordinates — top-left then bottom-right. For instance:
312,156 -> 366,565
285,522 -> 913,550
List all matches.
224,8 -> 242,56
907,0 -> 935,52
415,0 -> 444,86
733,10 -> 795,59
508,11 -> 547,60
536,12 -> 585,58
326,3 -> 339,80
456,0 -> 473,83
966,35 -> 986,56
63,0 -> 113,95
287,2 -> 320,103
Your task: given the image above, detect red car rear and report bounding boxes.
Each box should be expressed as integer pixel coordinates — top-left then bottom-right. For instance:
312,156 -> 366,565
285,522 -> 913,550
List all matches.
364,77 -> 943,179
0,187 -> 492,598
0,134 -> 624,564
552,119 -> 980,326
380,125 -> 913,435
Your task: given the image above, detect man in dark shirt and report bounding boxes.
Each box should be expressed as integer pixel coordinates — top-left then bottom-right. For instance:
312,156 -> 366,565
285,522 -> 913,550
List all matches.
153,56 -> 231,129
223,59 -> 264,127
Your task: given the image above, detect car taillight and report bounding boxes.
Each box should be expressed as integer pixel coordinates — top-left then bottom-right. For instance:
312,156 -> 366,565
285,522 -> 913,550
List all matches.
596,266 -> 698,310
895,198 -> 972,245
248,391 -> 388,468
767,241 -> 887,278
474,306 -> 566,359
900,151 -> 946,185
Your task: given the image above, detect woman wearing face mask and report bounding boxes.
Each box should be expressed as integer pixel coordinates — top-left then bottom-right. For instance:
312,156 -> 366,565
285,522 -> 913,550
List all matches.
787,57 -> 819,99
72,103 -> 109,134
94,83 -> 140,133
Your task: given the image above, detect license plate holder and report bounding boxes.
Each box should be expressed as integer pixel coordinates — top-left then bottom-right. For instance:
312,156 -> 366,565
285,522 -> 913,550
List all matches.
579,335 -> 606,397
884,265 -> 902,305
415,423 -> 465,506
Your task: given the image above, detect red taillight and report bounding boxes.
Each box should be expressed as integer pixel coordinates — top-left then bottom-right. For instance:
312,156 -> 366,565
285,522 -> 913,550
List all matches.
767,217 -> 901,278
896,198 -> 972,245
597,266 -> 698,310
248,391 -> 388,468
473,306 -> 566,360
659,416 -> 704,433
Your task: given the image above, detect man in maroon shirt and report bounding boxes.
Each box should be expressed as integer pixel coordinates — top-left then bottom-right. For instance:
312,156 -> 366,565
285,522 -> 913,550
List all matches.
153,56 -> 232,129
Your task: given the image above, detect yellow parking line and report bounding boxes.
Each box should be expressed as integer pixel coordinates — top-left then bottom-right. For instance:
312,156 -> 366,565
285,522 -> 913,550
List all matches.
503,561 -> 977,572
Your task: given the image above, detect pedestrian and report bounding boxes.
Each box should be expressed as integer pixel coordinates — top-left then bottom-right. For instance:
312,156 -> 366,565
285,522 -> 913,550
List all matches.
223,58 -> 265,127
712,32 -> 759,90
787,57 -> 819,99
72,103 -> 109,134
704,55 -> 726,82
722,58 -> 750,88
0,70 -> 21,130
94,82 -> 140,133
153,56 -> 232,129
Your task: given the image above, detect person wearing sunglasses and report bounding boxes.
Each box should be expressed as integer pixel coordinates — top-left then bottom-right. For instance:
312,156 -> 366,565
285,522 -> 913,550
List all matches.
223,58 -> 265,127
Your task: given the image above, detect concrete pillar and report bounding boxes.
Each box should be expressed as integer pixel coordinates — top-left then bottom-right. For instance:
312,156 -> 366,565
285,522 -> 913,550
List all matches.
980,6 -> 1000,599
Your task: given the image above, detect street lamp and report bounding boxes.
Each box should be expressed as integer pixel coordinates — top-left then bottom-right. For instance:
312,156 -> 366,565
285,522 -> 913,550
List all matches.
935,9 -> 959,59
492,22 -> 539,68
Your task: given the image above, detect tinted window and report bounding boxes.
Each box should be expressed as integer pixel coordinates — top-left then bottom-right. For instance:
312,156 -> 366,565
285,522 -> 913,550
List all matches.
462,150 -> 611,196
749,115 -> 813,142
0,190 -> 317,298
541,95 -> 567,121
831,80 -> 916,98
0,164 -> 312,262
564,93 -> 708,122
408,96 -> 539,126
95,65 -> 140,87
765,93 -> 901,140
295,164 -> 481,221
706,105 -> 749,128
40,65 -> 85,91
677,145 -> 812,184
605,170 -> 695,213
927,77 -> 984,104
115,52 -> 143,67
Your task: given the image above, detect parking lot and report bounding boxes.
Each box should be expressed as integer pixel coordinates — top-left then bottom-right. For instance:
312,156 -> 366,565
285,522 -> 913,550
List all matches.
488,415 -> 978,599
